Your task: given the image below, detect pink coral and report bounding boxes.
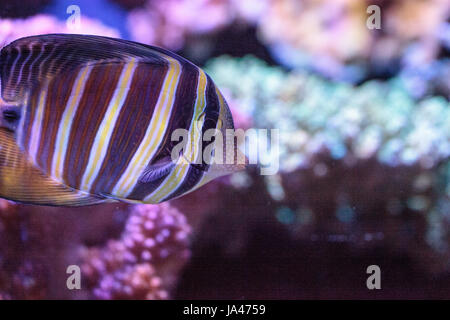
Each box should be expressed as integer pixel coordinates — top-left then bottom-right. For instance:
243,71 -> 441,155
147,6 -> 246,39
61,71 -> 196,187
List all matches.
257,0 -> 449,78
0,14 -> 120,47
122,204 -> 191,266
0,199 -> 194,299
127,0 -> 242,50
94,264 -> 168,300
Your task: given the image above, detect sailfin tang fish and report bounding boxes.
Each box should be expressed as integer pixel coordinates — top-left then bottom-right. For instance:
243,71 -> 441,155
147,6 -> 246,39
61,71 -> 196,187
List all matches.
0,34 -> 246,206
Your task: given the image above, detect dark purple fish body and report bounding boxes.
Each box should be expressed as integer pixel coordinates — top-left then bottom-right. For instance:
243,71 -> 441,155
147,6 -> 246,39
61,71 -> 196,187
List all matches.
0,34 -> 245,206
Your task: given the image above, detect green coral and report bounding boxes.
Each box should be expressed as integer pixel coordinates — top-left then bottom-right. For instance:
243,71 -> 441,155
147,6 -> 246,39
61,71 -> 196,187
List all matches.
206,55 -> 450,171
206,56 -> 450,271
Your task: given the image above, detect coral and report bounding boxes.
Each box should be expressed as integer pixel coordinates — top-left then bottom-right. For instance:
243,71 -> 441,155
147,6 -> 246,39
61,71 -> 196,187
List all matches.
0,14 -> 120,48
0,200 -> 49,299
206,56 -> 450,172
125,0 -> 448,84
256,0 -> 450,82
122,203 -> 191,267
126,0 -> 266,50
3,1 -> 446,87
258,0 -> 370,75
0,201 -> 130,299
111,0 -> 147,10
204,55 -> 450,273
0,200 -> 193,299
80,203 -> 191,300
93,263 -> 168,300
400,58 -> 450,99
127,0 -> 233,50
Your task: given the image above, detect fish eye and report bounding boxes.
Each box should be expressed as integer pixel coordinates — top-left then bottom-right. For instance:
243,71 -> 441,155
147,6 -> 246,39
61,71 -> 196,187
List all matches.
3,109 -> 20,123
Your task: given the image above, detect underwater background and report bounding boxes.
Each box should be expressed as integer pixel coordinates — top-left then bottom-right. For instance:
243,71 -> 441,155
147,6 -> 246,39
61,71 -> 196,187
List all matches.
0,0 -> 449,299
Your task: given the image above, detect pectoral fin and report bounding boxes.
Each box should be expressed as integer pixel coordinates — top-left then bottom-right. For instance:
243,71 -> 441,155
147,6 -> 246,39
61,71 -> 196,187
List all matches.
0,128 -> 105,206
138,157 -> 175,183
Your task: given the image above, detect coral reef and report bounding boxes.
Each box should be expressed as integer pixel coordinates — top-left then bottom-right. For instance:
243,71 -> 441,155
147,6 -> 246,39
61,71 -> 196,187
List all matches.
125,0 -> 449,87
204,55 -> 450,273
257,0 -> 450,82
127,0 -> 234,50
0,14 -> 120,47
206,56 -> 449,171
0,0 -> 448,300
0,201 -> 193,299
0,200 -> 130,299
4,1 -> 446,88
81,203 -> 191,300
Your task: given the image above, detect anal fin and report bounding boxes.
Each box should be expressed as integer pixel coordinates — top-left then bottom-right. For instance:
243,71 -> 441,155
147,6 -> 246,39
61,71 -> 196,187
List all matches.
0,128 -> 106,206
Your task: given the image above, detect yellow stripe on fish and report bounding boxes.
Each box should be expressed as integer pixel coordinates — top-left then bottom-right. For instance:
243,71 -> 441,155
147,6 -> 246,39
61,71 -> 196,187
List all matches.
112,55 -> 182,198
51,65 -> 93,182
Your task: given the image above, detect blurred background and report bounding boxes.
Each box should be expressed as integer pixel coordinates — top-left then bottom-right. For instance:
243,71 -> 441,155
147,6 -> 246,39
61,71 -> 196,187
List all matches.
0,0 -> 449,299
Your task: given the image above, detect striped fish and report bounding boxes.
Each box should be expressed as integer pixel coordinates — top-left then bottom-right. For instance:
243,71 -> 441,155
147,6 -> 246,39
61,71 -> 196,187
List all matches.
0,34 -> 246,206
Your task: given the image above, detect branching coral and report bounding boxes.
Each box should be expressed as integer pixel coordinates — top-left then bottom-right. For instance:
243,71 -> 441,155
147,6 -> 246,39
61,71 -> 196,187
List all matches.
0,201 -> 133,299
91,262 -> 168,300
80,203 -> 191,300
0,201 -> 192,299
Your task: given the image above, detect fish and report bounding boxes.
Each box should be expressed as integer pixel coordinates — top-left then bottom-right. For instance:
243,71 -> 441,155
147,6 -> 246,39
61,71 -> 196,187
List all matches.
0,34 -> 247,206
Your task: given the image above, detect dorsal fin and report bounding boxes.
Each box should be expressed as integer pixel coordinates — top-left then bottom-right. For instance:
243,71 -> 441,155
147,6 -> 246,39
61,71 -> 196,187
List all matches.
0,34 -> 181,102
0,127 -> 106,206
